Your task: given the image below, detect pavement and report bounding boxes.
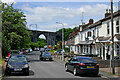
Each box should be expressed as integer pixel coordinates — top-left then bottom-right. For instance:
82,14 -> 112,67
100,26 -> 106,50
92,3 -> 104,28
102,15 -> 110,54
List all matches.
1,51 -> 110,80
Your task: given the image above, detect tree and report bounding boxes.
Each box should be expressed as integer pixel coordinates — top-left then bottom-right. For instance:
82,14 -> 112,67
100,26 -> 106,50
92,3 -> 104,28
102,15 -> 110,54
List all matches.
56,27 -> 78,41
2,3 -> 31,57
37,38 -> 47,48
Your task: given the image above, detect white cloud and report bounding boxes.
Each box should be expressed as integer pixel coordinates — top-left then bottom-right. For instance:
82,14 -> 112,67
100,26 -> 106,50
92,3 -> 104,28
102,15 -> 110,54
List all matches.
3,0 -> 119,2
29,24 -> 68,32
1,0 -> 16,4
23,3 -> 118,31
23,4 -> 110,24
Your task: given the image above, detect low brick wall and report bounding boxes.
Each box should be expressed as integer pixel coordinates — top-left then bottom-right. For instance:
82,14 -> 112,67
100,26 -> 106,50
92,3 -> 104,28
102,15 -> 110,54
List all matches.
54,55 -> 120,68
95,59 -> 120,68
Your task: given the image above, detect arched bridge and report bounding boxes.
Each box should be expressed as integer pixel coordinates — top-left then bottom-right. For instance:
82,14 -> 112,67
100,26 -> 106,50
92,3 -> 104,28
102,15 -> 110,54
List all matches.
29,30 -> 61,46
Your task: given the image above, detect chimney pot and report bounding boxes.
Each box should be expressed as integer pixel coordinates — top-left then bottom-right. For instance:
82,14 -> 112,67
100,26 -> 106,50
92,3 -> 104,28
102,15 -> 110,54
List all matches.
109,9 -> 111,13
106,9 -> 108,13
105,9 -> 111,17
89,19 -> 94,25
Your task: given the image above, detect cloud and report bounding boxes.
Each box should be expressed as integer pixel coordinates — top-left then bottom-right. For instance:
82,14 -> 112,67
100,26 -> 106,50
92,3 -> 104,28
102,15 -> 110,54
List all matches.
23,3 -> 118,31
1,0 -> 16,4
23,4 -> 110,24
28,24 -> 69,32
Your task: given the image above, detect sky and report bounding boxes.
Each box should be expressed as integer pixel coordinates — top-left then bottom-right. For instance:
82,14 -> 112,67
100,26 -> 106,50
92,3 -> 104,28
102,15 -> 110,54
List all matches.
1,0 -> 120,38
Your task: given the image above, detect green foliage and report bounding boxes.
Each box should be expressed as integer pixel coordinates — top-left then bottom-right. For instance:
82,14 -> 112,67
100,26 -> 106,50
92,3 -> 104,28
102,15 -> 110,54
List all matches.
37,38 -> 47,48
64,47 -> 70,52
56,27 -> 78,41
30,38 -> 47,50
56,41 -> 62,49
70,51 -> 74,54
2,3 -> 31,57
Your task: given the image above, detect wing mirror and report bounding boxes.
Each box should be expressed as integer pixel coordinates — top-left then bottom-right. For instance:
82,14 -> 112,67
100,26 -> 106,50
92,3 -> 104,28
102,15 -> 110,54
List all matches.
68,60 -> 70,62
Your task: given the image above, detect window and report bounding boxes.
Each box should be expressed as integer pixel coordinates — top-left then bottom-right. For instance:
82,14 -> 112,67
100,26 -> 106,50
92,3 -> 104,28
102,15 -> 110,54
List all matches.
93,30 -> 95,36
87,31 -> 91,37
116,19 -> 119,33
81,34 -> 83,41
116,44 -> 119,56
107,22 -> 109,34
87,45 -> 88,53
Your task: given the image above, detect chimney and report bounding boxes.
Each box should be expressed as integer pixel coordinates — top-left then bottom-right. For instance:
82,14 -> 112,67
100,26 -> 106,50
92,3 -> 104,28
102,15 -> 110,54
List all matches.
89,19 -> 94,25
105,9 -> 111,17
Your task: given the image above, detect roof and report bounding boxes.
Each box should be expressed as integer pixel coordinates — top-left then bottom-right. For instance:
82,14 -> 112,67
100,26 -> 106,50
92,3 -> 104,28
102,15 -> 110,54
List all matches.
10,54 -> 25,57
69,29 -> 80,39
101,10 -> 120,22
76,41 -> 93,45
66,38 -> 75,46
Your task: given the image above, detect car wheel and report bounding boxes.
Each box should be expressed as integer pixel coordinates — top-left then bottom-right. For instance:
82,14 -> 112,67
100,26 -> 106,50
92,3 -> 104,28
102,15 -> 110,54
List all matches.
65,65 -> 68,71
49,58 -> 52,61
94,73 -> 98,77
73,68 -> 77,76
40,58 -> 43,61
5,70 -> 9,76
25,72 -> 29,76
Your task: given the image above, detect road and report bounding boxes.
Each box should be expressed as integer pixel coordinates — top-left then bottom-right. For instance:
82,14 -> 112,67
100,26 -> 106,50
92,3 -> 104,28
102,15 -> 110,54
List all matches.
2,51 -> 108,80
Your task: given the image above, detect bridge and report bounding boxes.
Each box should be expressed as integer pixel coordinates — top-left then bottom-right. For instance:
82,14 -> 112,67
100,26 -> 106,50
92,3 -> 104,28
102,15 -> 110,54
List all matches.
29,30 -> 61,46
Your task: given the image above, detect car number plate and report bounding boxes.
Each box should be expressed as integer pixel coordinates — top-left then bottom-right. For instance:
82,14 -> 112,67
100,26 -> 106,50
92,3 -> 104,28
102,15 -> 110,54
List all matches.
87,66 -> 94,68
14,69 -> 22,71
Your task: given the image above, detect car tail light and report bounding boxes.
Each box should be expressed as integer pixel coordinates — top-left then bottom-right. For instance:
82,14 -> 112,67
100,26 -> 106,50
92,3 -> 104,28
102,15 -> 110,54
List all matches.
95,64 -> 99,66
73,63 -> 78,65
78,63 -> 86,66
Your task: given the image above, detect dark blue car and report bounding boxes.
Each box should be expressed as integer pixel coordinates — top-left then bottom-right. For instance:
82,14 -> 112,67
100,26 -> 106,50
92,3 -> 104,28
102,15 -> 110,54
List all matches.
65,56 -> 99,76
40,52 -> 52,61
5,54 -> 29,75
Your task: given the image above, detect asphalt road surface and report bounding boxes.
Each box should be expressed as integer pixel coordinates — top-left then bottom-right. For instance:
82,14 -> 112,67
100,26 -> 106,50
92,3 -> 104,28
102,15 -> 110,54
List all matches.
2,51 -> 108,80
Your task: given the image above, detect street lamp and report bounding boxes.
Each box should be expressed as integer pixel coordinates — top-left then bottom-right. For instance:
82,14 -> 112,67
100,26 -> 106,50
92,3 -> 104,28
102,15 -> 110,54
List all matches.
29,24 -> 37,31
56,22 -> 64,61
30,24 -> 38,42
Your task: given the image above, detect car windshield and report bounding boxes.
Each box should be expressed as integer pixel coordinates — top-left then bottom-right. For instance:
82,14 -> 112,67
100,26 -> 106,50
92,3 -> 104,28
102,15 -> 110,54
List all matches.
43,52 -> 50,55
10,50 -> 20,54
9,55 -> 27,63
78,58 -> 95,63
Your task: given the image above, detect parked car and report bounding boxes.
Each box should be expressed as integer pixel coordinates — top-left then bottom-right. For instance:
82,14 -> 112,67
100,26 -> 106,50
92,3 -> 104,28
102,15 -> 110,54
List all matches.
5,54 -> 29,75
7,50 -> 21,58
65,56 -> 99,76
20,49 -> 26,54
25,49 -> 29,53
34,48 -> 39,51
40,52 -> 53,61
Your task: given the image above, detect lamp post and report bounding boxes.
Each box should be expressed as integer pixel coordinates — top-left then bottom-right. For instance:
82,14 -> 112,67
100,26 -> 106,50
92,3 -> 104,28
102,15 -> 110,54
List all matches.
56,22 -> 64,61
29,24 -> 37,31
30,24 -> 37,42
111,0 -> 115,74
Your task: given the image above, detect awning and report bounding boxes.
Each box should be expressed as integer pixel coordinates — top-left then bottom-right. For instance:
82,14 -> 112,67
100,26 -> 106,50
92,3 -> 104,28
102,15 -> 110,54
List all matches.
76,41 -> 93,45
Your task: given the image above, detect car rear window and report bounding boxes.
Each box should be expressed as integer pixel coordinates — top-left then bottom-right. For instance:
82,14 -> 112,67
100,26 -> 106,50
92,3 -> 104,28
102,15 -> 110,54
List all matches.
43,52 -> 50,55
78,58 -> 95,63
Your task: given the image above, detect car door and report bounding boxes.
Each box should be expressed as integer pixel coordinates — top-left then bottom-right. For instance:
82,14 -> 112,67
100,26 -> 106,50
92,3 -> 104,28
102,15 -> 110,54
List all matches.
67,58 -> 73,70
68,58 -> 77,71
70,58 -> 78,71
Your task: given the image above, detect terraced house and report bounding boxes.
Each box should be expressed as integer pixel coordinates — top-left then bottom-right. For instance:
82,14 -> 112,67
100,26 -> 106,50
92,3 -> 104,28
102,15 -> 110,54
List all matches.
67,9 -> 120,60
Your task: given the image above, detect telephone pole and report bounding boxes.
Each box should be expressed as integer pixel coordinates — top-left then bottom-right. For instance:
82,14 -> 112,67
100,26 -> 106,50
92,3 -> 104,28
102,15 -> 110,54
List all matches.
111,0 -> 115,74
